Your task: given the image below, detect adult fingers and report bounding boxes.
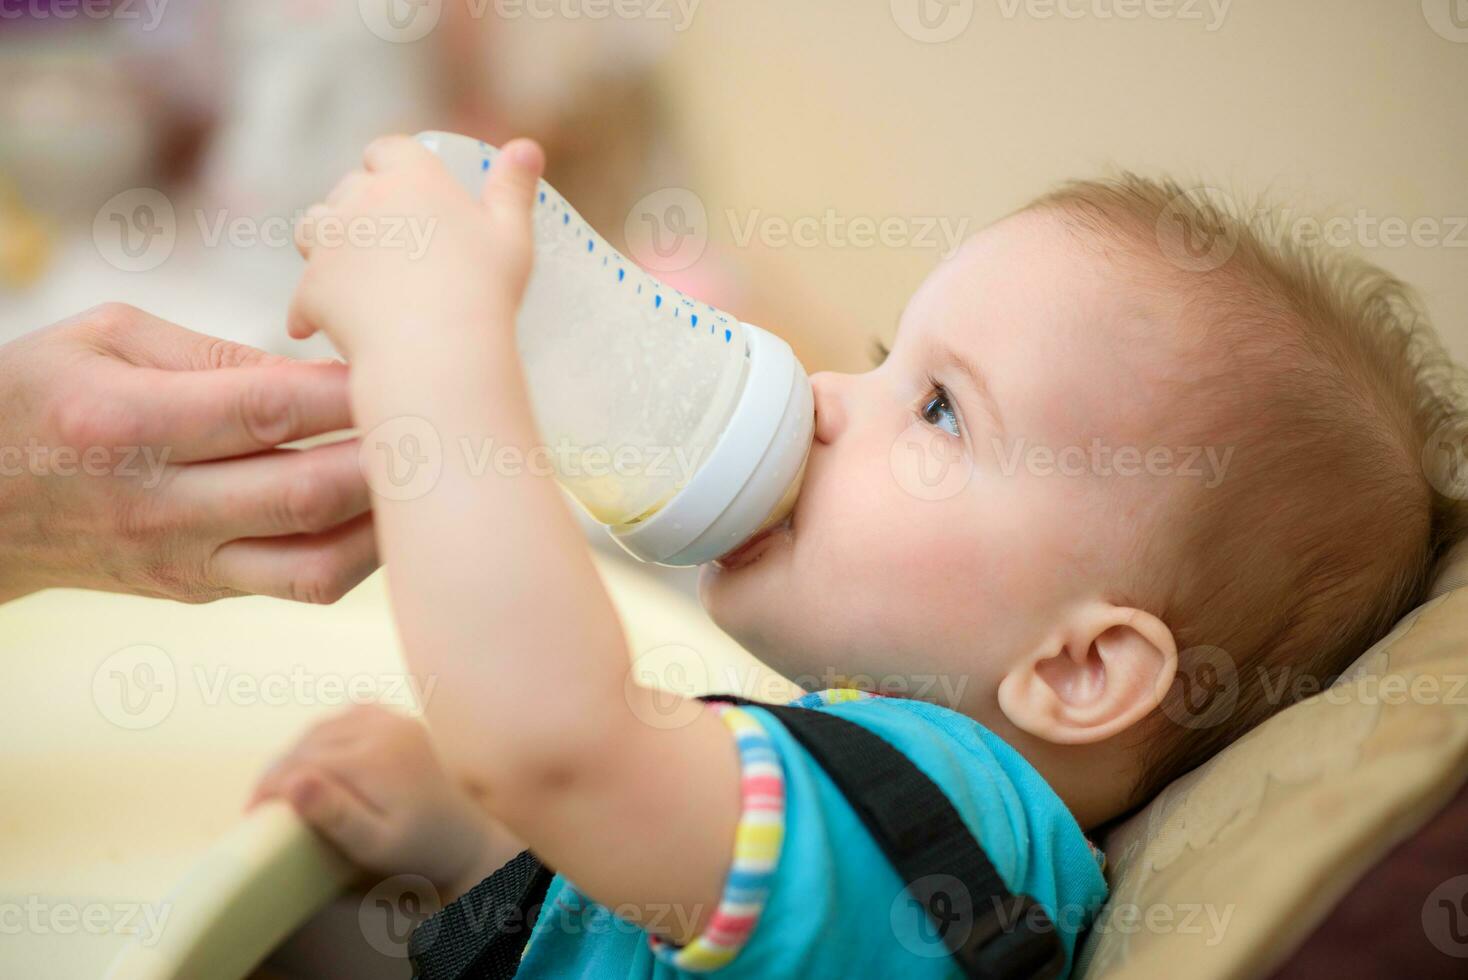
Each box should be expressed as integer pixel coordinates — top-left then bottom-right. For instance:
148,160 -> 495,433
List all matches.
76,302 -> 288,372
208,512 -> 378,605
167,440 -> 369,539
78,359 -> 353,461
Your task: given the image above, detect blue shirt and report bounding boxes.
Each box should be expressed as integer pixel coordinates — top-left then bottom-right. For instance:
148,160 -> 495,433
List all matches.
514,690 -> 1107,978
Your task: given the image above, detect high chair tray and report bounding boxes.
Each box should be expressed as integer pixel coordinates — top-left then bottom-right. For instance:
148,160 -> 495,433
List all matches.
103,803 -> 354,980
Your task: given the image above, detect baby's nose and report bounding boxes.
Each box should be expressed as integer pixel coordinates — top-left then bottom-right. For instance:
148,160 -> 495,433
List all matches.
810,372 -> 851,444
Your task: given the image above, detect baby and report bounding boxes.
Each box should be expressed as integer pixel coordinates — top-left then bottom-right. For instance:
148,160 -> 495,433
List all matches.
250,137 -> 1464,978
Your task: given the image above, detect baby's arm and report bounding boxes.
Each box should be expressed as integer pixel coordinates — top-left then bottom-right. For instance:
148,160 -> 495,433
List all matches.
286,137 -> 740,943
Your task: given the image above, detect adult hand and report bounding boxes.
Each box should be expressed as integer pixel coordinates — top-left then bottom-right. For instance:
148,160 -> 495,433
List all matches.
0,303 -> 378,605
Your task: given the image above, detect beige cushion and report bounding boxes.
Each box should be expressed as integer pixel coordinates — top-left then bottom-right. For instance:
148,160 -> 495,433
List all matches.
1076,544 -> 1468,979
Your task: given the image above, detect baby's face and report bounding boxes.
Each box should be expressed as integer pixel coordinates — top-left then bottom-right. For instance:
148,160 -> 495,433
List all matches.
699,210 -> 1178,717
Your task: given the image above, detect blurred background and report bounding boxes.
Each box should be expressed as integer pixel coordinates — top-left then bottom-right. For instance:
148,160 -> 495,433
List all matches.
2,0 -> 1465,372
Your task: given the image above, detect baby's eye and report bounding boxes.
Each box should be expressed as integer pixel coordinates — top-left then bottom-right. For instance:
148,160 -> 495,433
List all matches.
919,383 -> 961,437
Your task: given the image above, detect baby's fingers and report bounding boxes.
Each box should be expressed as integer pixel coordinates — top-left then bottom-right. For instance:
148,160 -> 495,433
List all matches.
247,726 -> 359,809
286,273 -> 324,342
477,138 -> 544,305
279,767 -> 392,864
294,203 -> 330,262
480,139 -> 544,229
363,134 -> 433,174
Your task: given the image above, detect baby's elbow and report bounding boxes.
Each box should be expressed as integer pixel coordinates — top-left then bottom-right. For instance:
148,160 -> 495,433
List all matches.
446,719 -> 606,820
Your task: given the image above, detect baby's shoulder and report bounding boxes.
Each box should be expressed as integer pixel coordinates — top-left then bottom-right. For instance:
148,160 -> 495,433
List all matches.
793,691 -> 1088,850
785,688 -> 1018,775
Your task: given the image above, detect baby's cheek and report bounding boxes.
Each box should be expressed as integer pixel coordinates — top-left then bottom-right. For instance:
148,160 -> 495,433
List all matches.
886,422 -> 975,505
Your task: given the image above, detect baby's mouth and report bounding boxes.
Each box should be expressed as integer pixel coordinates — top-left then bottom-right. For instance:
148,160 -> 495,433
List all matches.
712,511 -> 794,571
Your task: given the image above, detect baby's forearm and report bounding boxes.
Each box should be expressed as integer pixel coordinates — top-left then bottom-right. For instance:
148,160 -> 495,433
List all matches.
350,328 -> 631,817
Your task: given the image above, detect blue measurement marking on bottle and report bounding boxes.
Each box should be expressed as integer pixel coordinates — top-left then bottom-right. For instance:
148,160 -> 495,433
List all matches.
563,213 -> 569,225
654,294 -> 662,309
691,314 -> 698,328
482,159 -> 490,171
617,269 -> 625,282
539,191 -> 546,203
586,239 -> 593,252
725,328 -> 732,342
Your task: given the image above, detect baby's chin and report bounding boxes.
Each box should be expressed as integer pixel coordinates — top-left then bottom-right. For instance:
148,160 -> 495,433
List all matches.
697,537 -> 794,644
699,522 -> 790,587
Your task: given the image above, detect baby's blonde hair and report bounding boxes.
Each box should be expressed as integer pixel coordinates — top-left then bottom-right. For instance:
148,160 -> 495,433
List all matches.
1028,176 -> 1468,806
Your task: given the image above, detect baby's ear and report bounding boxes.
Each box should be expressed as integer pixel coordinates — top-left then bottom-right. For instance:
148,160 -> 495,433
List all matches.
996,603 -> 1177,746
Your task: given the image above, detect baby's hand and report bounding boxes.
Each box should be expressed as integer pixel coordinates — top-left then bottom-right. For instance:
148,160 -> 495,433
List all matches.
248,703 -> 517,902
287,135 -> 545,361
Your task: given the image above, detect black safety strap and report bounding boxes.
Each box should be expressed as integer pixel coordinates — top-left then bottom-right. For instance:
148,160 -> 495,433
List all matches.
409,695 -> 1064,980
704,694 -> 1064,980
409,849 -> 552,980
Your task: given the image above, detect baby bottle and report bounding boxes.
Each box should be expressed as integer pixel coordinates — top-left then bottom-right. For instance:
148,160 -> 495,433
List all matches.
416,132 -> 813,566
